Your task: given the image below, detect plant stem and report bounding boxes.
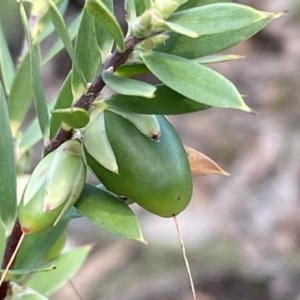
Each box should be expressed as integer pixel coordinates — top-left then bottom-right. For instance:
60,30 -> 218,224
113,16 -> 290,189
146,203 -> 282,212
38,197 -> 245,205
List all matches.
45,35 -> 141,156
0,221 -> 22,299
0,35 -> 141,299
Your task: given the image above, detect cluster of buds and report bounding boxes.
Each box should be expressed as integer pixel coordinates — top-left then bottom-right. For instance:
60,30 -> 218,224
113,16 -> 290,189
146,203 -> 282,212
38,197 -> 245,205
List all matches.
18,139 -> 86,234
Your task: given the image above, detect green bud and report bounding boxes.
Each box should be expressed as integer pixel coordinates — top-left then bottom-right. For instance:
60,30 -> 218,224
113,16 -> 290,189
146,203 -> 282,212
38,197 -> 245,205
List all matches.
19,139 -> 86,234
130,8 -> 162,38
136,34 -> 169,51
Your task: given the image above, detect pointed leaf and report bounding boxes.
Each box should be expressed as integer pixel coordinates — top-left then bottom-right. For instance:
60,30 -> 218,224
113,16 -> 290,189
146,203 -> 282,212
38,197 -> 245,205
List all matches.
104,84 -> 209,114
20,3 -> 49,143
163,21 -> 199,38
0,83 -> 17,232
42,12 -> 82,65
75,184 -> 146,243
49,72 -> 73,139
3,262 -> 55,275
27,245 -> 91,296
7,53 -> 32,137
115,63 -> 149,77
0,21 -> 15,95
51,107 -> 89,128
156,13 -> 281,59
141,51 -> 251,111
48,0 -> 86,87
184,146 -> 230,176
102,71 -> 156,98
177,0 -> 232,11
19,101 -> 56,153
14,220 -> 69,270
169,3 -> 271,35
86,0 -> 125,51
194,54 -> 244,64
93,0 -> 114,62
71,9 -> 101,98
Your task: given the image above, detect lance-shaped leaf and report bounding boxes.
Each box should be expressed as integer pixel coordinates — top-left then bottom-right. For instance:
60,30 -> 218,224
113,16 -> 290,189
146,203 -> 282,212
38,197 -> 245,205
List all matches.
177,0 -> 232,11
0,83 -> 16,233
3,262 -> 55,275
14,220 -> 69,270
156,13 -> 282,59
51,107 -> 89,129
7,54 -> 32,137
75,184 -> 146,243
169,3 -> 271,35
20,3 -> 49,143
49,72 -> 73,139
48,0 -> 86,87
162,21 -> 199,38
184,146 -> 229,176
104,84 -> 209,114
0,21 -> 14,95
94,0 -> 114,62
27,245 -> 91,296
194,54 -> 244,64
115,63 -> 149,77
102,70 -> 156,98
86,0 -> 125,51
42,12 -> 82,65
141,51 -> 251,111
71,9 -> 101,99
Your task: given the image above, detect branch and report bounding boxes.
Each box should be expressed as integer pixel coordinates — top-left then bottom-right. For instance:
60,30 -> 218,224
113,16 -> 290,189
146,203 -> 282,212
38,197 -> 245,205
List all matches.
0,35 -> 141,299
44,35 -> 141,156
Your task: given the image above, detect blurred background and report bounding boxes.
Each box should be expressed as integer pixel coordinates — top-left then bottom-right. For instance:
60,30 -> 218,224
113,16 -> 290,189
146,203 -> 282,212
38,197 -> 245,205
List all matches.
1,0 -> 300,299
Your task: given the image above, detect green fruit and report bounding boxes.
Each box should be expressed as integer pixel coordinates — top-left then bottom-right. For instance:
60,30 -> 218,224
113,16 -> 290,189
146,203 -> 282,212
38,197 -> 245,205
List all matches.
85,111 -> 192,217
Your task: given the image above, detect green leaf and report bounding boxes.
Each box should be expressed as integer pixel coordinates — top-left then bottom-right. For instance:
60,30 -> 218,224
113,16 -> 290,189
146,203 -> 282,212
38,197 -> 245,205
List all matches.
14,220 -> 69,270
0,21 -> 15,95
102,71 -> 156,98
7,54 -> 32,137
42,12 -> 82,65
163,21 -> 199,38
33,0 -> 69,43
133,0 -> 146,16
20,3 -> 49,144
156,13 -> 281,59
86,0 -> 125,52
71,8 -> 101,99
3,261 -> 55,275
115,63 -> 149,77
177,0 -> 232,11
20,101 -> 56,152
194,54 -> 244,64
169,3 -> 274,36
0,83 -> 17,233
51,107 -> 89,128
93,0 -> 114,62
27,245 -> 91,296
48,0 -> 86,87
141,50 -> 251,111
49,72 -> 73,139
75,184 -> 146,243
104,84 -> 209,114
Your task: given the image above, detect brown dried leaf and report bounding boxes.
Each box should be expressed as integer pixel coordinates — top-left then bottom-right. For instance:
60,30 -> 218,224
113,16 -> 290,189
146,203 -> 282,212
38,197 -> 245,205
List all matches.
184,145 -> 230,176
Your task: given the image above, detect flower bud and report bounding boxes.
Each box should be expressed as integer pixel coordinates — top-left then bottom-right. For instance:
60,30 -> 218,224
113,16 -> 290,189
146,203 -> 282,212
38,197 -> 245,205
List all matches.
18,139 -> 86,234
130,8 -> 162,38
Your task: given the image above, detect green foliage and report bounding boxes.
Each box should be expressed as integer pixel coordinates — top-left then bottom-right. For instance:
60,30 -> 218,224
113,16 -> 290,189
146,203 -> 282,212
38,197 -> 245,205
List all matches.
0,0 -> 281,298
